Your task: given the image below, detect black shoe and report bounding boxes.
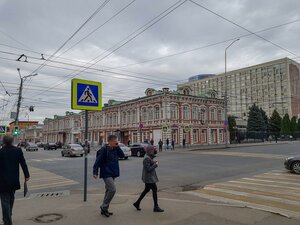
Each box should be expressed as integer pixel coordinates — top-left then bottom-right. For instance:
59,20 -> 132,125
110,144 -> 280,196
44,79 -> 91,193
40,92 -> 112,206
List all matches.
100,207 -> 111,217
133,202 -> 141,211
153,206 -> 164,212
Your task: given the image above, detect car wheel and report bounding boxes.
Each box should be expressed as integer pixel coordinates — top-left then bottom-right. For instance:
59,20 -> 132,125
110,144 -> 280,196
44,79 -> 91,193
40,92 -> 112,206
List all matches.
124,156 -> 128,160
61,152 -> 64,157
137,151 -> 141,157
80,154 -> 83,157
292,161 -> 300,174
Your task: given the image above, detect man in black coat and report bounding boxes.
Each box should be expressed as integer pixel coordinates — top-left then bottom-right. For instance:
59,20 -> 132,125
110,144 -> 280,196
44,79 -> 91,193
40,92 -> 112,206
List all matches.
0,135 -> 30,225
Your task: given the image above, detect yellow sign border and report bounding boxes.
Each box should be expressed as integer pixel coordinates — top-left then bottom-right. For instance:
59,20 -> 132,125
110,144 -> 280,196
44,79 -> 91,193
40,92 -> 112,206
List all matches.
71,78 -> 102,111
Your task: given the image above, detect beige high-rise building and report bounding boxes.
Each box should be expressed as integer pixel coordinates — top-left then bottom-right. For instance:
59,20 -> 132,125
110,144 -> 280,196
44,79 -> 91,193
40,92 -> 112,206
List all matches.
178,57 -> 300,119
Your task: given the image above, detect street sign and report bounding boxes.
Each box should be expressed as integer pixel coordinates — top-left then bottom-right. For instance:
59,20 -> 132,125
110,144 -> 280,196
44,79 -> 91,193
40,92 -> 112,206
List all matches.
0,125 -> 6,135
224,119 -> 228,128
71,78 -> 102,111
162,125 -> 168,133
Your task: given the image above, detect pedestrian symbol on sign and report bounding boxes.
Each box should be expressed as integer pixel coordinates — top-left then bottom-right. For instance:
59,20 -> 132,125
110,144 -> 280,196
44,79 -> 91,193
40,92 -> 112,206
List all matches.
78,86 -> 97,103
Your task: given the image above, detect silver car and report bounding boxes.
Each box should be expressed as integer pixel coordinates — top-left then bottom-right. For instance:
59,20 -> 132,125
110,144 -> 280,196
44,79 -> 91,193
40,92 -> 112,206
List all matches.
119,143 -> 131,160
61,144 -> 84,157
25,143 -> 38,151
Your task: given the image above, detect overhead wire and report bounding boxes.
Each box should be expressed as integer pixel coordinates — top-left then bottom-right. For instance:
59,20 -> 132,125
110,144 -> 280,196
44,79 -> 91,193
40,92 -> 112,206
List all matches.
28,0 -> 187,98
189,0 -> 300,58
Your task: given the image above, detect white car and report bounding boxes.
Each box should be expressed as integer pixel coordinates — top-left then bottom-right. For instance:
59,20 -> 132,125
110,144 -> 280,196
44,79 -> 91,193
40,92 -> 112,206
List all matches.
119,143 -> 131,160
25,143 -> 38,151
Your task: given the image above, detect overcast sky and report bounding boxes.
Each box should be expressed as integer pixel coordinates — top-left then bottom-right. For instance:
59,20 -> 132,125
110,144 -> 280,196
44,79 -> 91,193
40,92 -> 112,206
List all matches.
0,0 -> 299,124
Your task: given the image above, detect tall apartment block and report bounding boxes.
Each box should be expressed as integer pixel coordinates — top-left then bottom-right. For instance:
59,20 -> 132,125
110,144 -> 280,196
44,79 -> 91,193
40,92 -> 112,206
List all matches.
178,57 -> 300,119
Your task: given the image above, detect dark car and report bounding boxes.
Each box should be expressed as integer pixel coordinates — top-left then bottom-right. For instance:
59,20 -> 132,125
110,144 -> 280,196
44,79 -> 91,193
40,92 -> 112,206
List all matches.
129,143 -> 157,157
284,156 -> 300,174
44,142 -> 57,150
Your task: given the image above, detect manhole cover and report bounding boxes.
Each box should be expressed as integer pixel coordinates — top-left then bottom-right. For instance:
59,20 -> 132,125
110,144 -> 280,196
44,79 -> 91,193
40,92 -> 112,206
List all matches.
34,213 -> 63,223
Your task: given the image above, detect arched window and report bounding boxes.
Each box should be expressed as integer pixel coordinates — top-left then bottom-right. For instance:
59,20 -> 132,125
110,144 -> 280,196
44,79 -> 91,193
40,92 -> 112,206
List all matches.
217,109 -> 222,121
210,108 -> 216,121
148,107 -> 153,121
127,111 -> 131,124
154,106 -> 160,120
131,110 -> 136,123
142,108 -> 147,121
170,105 -> 178,120
192,107 -> 198,120
199,108 -> 207,122
183,106 -> 190,120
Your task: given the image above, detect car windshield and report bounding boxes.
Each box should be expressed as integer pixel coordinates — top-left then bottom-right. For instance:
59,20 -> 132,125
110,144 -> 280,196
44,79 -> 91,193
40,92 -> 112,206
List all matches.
49,143 -> 56,145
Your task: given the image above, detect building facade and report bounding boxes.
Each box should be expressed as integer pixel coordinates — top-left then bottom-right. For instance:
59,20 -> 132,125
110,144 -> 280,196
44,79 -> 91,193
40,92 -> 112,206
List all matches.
79,87 -> 226,146
178,57 -> 300,119
41,88 -> 226,146
19,125 -> 43,143
43,112 -> 81,144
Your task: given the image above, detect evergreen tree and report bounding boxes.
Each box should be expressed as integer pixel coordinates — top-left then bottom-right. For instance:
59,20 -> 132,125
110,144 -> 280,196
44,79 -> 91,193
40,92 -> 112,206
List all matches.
281,114 -> 291,136
247,104 -> 264,131
269,110 -> 282,137
290,116 -> 297,137
259,108 -> 268,132
228,115 -> 236,142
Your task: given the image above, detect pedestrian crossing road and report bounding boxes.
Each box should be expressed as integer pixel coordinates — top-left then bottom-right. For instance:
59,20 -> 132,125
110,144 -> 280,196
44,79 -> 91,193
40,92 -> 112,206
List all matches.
187,170 -> 300,219
18,166 -> 78,193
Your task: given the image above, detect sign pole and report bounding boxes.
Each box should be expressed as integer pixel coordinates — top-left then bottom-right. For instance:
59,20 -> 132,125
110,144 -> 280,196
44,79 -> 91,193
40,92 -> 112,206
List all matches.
84,110 -> 88,202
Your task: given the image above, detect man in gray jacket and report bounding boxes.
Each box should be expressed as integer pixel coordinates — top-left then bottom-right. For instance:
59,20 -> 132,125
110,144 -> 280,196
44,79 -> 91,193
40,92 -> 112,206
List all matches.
133,145 -> 164,212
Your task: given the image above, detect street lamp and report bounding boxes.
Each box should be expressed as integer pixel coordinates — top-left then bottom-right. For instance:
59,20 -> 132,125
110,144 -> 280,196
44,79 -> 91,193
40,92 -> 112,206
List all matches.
224,39 -> 239,148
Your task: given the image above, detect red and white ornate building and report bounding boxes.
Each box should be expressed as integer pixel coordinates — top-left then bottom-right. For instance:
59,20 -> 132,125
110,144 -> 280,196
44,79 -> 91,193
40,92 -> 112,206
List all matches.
80,87 -> 226,146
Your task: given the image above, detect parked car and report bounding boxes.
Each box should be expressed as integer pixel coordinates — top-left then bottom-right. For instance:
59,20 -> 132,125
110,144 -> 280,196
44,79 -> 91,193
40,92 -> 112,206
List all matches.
129,143 -> 157,157
36,142 -> 46,148
18,141 -> 27,148
44,143 -> 57,150
25,143 -> 38,151
61,144 -> 84,157
284,156 -> 300,174
118,143 -> 131,159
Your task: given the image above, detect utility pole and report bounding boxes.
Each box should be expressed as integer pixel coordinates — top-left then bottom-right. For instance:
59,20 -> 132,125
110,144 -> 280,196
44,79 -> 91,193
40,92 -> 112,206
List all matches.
224,39 -> 239,148
14,68 -> 37,142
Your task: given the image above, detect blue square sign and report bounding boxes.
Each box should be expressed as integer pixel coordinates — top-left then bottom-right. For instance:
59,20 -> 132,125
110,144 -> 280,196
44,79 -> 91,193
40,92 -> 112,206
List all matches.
71,79 -> 102,111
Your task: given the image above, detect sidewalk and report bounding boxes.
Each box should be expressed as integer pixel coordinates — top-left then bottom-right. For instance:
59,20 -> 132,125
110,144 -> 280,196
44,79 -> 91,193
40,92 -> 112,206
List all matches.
171,141 -> 290,152
12,191 -> 299,225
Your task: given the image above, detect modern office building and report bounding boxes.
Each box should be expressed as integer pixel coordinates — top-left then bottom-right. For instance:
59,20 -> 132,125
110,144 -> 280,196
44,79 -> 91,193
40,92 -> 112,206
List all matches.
178,57 -> 300,119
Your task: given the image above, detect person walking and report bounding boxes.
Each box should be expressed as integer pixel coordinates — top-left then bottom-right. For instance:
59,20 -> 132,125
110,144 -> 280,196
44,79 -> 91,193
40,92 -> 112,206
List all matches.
150,139 -> 154,146
0,135 -> 30,225
158,139 -> 163,152
93,135 -> 125,218
183,138 -> 186,148
166,138 -> 169,150
171,139 -> 175,150
133,145 -> 164,213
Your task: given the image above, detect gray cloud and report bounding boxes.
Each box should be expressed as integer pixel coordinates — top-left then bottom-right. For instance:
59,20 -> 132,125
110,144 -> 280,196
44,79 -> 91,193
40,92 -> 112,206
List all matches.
0,0 -> 299,123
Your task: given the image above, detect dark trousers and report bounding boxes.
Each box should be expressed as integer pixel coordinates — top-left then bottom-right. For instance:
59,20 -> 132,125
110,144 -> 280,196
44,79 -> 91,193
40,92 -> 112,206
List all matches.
0,191 -> 15,225
135,183 -> 158,207
159,146 -> 162,152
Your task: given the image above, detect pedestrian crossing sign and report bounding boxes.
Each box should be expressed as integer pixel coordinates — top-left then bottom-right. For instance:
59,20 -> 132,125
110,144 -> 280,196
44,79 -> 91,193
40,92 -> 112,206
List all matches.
0,125 -> 6,134
71,78 -> 102,111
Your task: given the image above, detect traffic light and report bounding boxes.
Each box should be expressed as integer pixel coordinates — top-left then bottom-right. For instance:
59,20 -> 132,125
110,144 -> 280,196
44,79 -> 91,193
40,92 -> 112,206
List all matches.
13,126 -> 20,136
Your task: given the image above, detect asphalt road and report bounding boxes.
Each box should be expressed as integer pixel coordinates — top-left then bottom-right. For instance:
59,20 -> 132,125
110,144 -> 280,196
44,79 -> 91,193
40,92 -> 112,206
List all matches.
18,141 -> 300,199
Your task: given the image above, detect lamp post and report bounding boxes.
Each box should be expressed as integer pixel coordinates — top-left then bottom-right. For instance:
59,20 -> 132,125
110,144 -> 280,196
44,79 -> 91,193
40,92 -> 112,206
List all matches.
224,39 -> 239,148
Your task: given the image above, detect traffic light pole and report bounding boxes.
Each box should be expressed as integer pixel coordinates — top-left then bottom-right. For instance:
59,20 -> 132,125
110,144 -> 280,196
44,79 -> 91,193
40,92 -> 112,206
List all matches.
14,69 -> 37,142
